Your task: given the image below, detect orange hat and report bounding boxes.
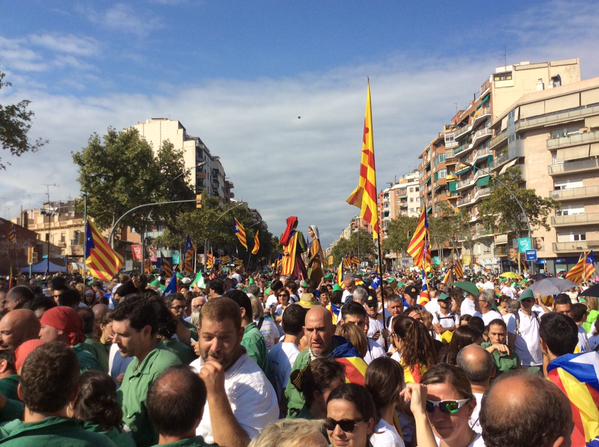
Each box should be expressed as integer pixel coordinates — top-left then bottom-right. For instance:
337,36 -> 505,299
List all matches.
15,339 -> 46,374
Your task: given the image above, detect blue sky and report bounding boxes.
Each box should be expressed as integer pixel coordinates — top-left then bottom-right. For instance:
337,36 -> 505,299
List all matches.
1,0 -> 599,245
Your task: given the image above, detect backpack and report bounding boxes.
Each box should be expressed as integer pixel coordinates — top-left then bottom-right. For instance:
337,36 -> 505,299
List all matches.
514,310 -> 540,336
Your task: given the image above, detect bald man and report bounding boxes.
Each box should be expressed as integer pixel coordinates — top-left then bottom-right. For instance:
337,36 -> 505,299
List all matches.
147,366 -> 214,447
286,305 -> 347,418
456,344 -> 496,435
480,372 -> 573,447
0,309 -> 40,351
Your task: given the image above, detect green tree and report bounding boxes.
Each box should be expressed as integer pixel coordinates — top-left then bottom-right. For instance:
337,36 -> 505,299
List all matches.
72,128 -> 192,235
0,71 -> 46,169
383,215 -> 418,255
331,228 -> 375,266
479,168 -> 559,236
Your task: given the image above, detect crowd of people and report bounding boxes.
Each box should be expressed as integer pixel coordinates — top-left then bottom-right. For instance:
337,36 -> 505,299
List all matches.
0,268 -> 596,447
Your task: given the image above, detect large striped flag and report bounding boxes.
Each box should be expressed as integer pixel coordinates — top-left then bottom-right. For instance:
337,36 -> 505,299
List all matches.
85,220 -> 124,281
183,236 -> 194,274
206,251 -> 215,271
234,218 -> 248,250
159,253 -> 172,277
346,82 -> 380,240
454,259 -> 464,280
407,210 -> 432,270
566,251 -> 596,284
547,351 -> 599,445
251,231 -> 260,255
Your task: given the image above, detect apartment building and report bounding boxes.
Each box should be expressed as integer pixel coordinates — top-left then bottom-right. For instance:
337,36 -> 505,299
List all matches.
419,59 -> 582,269
490,76 -> 599,273
134,118 -> 234,201
12,201 -> 85,261
380,170 -> 421,234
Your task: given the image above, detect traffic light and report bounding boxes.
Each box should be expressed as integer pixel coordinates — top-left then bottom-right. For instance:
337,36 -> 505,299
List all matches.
196,194 -> 203,209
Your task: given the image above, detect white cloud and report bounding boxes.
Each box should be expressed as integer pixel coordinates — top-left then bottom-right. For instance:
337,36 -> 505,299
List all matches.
2,0 -> 599,246
80,3 -> 163,37
28,33 -> 99,57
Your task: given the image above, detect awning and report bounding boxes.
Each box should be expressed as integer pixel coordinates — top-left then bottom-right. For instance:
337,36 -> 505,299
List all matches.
476,175 -> 491,188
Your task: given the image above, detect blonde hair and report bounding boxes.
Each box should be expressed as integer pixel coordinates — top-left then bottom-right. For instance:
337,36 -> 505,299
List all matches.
248,419 -> 326,447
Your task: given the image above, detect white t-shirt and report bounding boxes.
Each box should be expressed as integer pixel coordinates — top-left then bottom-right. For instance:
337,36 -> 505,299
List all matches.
257,317 -> 280,351
190,353 -> 279,442
500,285 -> 515,299
470,392 -> 484,434
266,341 -> 300,401
364,338 -> 386,364
342,290 -> 353,303
513,310 -> 543,366
370,418 -> 405,447
481,310 -> 502,327
424,299 -> 440,315
461,298 -> 478,317
432,311 -> 460,331
265,293 -> 278,310
368,316 -> 386,346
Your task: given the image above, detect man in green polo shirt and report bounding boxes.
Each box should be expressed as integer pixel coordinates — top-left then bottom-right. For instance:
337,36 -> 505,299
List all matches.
482,318 -> 519,374
147,366 -> 218,447
113,295 -> 182,447
0,342 -> 115,446
225,290 -> 267,372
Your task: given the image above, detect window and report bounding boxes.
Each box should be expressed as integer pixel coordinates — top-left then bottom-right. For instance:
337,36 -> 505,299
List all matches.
573,233 -> 586,241
551,75 -> 562,88
494,72 -> 513,81
415,187 -> 419,192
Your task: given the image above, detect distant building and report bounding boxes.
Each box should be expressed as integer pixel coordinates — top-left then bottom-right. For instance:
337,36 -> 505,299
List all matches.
134,118 -> 234,201
12,201 -> 85,261
418,58 -> 584,270
379,170 -> 421,238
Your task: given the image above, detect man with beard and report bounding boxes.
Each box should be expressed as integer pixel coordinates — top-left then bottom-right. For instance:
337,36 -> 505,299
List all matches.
190,297 -> 278,447
112,295 -> 182,447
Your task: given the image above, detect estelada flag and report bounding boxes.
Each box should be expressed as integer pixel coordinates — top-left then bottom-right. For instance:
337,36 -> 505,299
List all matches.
566,251 -> 596,284
85,219 -> 124,281
333,342 -> 368,386
547,351 -> 599,445
347,81 -> 380,240
234,218 -> 248,250
251,231 -> 260,255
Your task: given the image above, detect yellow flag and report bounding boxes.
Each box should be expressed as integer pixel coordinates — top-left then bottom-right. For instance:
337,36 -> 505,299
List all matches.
251,231 -> 260,255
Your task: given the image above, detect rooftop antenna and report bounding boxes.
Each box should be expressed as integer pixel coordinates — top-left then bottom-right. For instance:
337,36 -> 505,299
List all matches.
504,46 -> 508,70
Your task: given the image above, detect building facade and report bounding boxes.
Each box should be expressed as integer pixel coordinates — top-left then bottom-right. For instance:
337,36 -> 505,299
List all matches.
380,170 -> 421,237
134,118 -> 234,201
418,58 -> 583,270
490,76 -> 599,273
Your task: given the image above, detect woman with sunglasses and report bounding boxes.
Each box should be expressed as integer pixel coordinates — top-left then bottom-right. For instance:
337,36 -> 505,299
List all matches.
325,383 -> 377,447
420,364 -> 484,447
274,289 -> 291,324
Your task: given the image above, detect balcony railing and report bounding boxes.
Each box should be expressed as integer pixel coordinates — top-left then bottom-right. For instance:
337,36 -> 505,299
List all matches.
457,170 -> 489,190
553,240 -> 599,252
547,130 -> 599,150
548,158 -> 599,175
456,187 -> 491,207
472,128 -> 493,144
455,124 -> 473,140
519,104 -> 599,132
550,185 -> 599,201
552,213 -> 599,226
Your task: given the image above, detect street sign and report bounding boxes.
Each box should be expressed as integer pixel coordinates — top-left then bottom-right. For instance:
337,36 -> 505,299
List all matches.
518,237 -> 533,253
526,250 -> 537,261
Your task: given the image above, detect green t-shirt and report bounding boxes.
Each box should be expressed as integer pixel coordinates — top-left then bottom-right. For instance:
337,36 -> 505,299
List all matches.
0,417 -> 116,446
0,375 -> 19,400
118,347 -> 182,447
83,422 -> 136,447
83,337 -> 110,372
242,323 -> 268,372
481,341 -> 520,373
150,435 -> 219,447
74,343 -> 104,373
160,339 -> 196,365
285,349 -> 311,418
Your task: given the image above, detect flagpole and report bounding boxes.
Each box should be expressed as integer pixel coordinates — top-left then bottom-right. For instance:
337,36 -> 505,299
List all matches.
376,235 -> 388,351
82,193 -> 87,281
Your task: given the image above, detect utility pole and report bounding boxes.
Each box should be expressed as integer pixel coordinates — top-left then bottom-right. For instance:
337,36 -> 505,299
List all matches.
42,184 -> 57,276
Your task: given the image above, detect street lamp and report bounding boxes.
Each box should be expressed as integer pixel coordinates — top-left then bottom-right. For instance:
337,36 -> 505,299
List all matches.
460,161 -> 533,273
40,206 -> 57,276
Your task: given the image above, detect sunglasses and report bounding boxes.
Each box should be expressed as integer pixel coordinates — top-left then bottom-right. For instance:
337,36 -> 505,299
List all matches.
324,417 -> 364,433
426,398 -> 470,415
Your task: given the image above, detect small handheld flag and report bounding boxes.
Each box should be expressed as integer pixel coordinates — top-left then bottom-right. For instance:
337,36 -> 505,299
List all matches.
183,236 -> 194,274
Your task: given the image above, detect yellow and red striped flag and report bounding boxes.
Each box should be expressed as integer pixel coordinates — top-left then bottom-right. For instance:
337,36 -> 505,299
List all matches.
346,82 -> 380,240
206,251 -> 215,270
337,260 -> 344,287
454,259 -> 464,280
407,210 -> 432,270
566,251 -> 596,284
442,268 -> 453,286
234,218 -> 248,250
251,231 -> 260,255
85,219 -> 124,281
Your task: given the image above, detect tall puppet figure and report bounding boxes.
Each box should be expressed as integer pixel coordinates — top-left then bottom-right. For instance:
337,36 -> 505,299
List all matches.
280,216 -> 307,280
306,225 -> 324,289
